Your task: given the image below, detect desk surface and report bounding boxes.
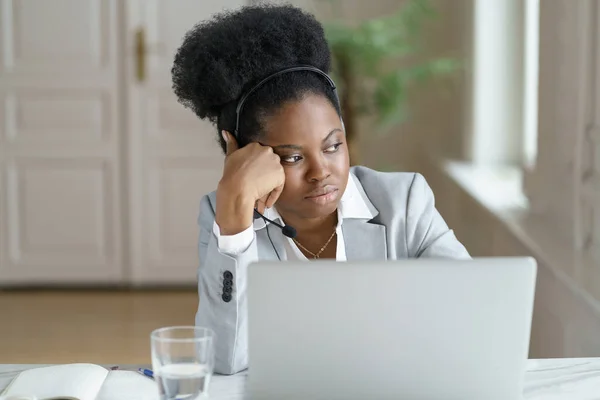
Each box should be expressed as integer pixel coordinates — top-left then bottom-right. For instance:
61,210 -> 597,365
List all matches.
2,358 -> 600,399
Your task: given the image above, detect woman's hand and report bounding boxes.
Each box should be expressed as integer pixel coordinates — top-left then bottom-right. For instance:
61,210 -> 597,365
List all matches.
215,131 -> 285,235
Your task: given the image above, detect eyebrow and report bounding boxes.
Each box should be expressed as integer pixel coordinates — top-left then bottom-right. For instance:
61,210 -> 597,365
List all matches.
271,128 -> 343,151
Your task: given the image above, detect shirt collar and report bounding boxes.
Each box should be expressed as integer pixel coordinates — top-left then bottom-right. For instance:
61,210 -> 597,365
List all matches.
253,172 -> 376,231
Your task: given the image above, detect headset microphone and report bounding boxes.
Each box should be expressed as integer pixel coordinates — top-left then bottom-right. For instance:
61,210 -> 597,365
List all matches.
253,209 -> 297,238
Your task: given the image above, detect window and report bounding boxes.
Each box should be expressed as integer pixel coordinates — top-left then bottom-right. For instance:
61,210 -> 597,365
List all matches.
469,0 -> 539,168
523,0 -> 539,169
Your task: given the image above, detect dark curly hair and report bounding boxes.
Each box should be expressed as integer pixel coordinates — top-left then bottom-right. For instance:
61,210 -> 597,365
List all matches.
171,3 -> 341,153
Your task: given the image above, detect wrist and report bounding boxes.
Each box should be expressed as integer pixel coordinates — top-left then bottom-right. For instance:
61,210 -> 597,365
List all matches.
215,181 -> 255,235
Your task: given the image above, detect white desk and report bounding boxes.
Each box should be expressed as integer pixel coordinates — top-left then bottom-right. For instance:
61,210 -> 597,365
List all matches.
2,358 -> 600,399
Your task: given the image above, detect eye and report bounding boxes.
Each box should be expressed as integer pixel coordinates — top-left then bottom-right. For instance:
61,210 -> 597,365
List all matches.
325,142 -> 343,153
281,155 -> 303,164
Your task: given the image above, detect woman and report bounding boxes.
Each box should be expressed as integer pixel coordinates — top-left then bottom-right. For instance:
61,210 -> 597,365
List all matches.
172,4 -> 470,375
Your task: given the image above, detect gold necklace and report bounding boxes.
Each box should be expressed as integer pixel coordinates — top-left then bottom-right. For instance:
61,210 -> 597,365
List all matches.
293,228 -> 337,259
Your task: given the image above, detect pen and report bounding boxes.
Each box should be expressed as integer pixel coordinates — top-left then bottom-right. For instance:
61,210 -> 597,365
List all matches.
138,368 -> 154,379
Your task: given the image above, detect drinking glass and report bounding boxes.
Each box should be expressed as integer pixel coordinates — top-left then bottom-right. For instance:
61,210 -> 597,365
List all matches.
151,326 -> 215,400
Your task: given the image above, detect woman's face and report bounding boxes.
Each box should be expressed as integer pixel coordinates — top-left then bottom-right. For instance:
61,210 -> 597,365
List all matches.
261,93 -> 350,220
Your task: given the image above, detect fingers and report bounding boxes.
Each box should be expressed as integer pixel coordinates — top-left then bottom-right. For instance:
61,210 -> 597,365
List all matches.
256,183 -> 283,213
265,184 -> 284,209
222,130 -> 239,156
255,194 -> 269,214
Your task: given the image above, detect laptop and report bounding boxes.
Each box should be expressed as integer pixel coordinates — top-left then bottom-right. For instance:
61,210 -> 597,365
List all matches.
245,257 -> 537,400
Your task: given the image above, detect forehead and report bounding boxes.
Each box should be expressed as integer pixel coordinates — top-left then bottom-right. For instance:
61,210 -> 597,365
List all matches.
262,94 -> 341,144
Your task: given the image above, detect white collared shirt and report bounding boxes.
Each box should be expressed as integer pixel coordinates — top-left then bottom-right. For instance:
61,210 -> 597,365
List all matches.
212,174 -> 375,260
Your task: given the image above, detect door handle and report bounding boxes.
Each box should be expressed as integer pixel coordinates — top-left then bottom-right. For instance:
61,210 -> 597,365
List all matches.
135,27 -> 146,82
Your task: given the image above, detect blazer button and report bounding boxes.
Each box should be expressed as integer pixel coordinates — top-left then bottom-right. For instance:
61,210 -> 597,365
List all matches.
223,279 -> 233,287
223,286 -> 233,294
222,293 -> 232,302
223,271 -> 233,280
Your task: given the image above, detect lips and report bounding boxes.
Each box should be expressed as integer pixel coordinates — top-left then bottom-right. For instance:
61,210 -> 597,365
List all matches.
304,185 -> 340,206
305,185 -> 338,199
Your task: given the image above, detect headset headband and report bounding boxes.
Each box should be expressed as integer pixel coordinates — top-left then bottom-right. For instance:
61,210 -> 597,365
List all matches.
233,65 -> 339,139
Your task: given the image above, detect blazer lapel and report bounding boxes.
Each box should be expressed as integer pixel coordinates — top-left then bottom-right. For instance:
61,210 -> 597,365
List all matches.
340,171 -> 387,261
342,219 -> 387,261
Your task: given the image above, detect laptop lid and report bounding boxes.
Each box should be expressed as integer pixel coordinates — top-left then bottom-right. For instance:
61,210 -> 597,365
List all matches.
246,257 -> 537,400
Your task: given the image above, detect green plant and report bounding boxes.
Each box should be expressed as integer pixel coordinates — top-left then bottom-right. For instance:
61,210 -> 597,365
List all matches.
320,0 -> 459,162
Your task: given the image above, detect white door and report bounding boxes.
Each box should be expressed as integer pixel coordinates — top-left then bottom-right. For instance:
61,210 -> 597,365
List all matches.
125,0 -> 247,284
0,0 -> 124,284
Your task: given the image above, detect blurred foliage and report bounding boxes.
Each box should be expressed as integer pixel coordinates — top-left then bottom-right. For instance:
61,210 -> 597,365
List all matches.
319,0 -> 459,143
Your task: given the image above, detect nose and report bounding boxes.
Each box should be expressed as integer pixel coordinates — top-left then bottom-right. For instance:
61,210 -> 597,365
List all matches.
307,155 -> 331,183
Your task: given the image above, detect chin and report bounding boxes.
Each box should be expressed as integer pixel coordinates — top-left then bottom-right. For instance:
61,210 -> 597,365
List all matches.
300,202 -> 339,219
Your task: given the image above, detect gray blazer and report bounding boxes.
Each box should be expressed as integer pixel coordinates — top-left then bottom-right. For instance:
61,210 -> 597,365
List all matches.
196,166 -> 470,375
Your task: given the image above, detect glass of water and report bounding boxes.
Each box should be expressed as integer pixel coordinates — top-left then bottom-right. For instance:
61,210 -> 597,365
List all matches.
151,326 -> 215,400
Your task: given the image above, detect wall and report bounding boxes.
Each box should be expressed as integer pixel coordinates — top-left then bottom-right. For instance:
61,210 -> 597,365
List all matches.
523,0 -> 600,260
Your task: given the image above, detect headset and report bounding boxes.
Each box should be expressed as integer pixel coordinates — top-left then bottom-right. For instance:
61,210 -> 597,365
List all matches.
232,65 -> 341,254
233,65 -> 340,140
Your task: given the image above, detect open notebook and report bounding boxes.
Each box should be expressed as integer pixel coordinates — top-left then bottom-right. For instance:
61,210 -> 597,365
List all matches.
1,363 -> 158,400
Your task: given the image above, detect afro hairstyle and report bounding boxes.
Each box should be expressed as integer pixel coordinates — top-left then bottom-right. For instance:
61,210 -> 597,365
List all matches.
171,3 -> 341,153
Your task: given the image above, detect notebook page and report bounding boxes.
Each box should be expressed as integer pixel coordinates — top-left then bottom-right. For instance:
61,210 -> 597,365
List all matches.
2,364 -> 108,400
95,371 -> 158,400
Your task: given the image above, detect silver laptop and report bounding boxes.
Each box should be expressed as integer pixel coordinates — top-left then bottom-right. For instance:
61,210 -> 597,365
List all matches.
246,257 -> 537,400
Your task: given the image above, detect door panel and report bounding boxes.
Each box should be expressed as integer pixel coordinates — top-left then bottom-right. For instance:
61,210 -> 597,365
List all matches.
1,0 -> 112,73
6,159 -> 114,270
